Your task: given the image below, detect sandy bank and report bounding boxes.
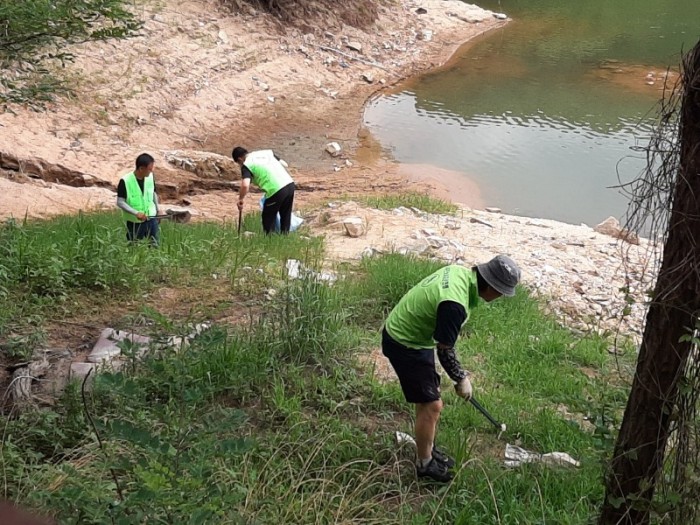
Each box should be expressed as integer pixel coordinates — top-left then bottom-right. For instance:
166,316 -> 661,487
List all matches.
0,0 -> 505,221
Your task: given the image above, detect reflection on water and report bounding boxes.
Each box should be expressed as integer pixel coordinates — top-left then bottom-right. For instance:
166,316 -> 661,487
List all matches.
363,0 -> 700,225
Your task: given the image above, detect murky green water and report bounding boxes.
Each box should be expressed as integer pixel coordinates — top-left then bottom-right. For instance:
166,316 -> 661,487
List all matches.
363,0 -> 700,225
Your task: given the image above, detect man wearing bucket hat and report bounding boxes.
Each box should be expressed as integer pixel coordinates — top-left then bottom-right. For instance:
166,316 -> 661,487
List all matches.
382,255 -> 521,482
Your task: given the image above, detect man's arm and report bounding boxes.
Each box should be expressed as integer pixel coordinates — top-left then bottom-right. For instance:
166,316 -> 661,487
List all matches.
153,189 -> 161,215
434,301 -> 469,382
237,166 -> 253,210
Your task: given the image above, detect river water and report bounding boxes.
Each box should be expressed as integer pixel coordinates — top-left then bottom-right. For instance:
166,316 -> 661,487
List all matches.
363,0 -> 700,226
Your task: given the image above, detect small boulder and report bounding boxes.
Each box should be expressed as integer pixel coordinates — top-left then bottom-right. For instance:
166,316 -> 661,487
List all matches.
346,41 -> 363,53
361,72 -> 374,84
594,216 -> 640,244
485,207 -> 502,213
343,217 -> 365,237
325,142 -> 342,157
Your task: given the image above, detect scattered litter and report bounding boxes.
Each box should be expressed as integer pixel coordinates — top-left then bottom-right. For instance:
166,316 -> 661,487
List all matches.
504,443 -> 580,468
286,259 -> 337,283
395,431 -> 416,447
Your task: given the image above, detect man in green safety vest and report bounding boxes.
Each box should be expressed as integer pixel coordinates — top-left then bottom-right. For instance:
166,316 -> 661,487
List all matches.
232,146 -> 296,234
116,153 -> 161,245
383,255 -> 521,482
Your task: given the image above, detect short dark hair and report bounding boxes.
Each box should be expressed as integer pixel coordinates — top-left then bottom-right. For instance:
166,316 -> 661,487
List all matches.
474,266 -> 488,294
135,153 -> 154,169
231,146 -> 248,162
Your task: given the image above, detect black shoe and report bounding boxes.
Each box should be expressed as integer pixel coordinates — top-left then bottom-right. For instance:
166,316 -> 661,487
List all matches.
416,458 -> 453,482
432,446 -> 455,469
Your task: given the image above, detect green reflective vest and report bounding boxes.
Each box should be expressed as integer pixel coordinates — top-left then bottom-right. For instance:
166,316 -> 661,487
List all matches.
385,265 -> 479,349
122,172 -> 156,220
243,150 -> 293,197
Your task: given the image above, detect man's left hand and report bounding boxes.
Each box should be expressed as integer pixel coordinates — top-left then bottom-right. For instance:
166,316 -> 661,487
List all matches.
237,199 -> 244,211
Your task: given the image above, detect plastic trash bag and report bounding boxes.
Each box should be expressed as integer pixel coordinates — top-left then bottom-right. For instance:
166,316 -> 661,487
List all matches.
260,197 -> 304,232
504,443 -> 580,468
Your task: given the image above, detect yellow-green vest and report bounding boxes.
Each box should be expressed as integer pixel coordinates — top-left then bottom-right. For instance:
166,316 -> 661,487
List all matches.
385,265 -> 479,349
122,172 -> 156,220
243,150 -> 293,197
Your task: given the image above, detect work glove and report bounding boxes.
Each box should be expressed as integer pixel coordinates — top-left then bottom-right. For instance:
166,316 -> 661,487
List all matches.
455,376 -> 473,400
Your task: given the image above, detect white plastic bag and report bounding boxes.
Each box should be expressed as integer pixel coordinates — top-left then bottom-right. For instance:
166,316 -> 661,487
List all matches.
260,197 -> 304,232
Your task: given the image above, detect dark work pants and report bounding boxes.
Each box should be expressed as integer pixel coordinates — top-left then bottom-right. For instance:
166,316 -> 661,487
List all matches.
126,218 -> 160,246
261,182 -> 295,234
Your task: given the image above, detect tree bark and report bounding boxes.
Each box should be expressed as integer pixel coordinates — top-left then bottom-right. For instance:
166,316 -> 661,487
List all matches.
600,42 -> 700,525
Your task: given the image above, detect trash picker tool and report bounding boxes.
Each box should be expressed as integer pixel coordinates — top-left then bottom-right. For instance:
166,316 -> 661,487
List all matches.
469,396 -> 507,436
237,208 -> 243,235
149,209 -> 191,223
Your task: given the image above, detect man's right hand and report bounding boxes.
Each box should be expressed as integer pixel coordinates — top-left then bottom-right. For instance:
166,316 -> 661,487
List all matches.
455,377 -> 473,400
237,199 -> 244,211
135,212 -> 147,222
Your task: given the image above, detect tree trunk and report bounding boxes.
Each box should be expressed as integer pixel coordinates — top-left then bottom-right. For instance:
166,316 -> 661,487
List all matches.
600,43 -> 700,525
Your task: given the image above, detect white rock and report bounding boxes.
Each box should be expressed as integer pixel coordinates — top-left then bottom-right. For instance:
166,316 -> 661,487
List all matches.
346,41 -> 363,53
218,30 -> 230,44
493,12 -> 508,20
444,219 -> 461,230
325,142 -> 342,157
485,207 -> 502,213
343,217 -> 365,238
361,72 -> 374,84
426,235 -> 449,249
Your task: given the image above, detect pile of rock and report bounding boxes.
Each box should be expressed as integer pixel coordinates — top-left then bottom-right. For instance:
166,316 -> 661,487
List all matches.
309,201 -> 658,342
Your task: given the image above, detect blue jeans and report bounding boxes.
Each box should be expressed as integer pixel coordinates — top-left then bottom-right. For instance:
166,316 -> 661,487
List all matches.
126,218 -> 160,246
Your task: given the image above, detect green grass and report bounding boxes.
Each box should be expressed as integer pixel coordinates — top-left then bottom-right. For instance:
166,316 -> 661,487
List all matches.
0,213 -> 636,524
0,212 -> 322,354
356,192 -> 459,216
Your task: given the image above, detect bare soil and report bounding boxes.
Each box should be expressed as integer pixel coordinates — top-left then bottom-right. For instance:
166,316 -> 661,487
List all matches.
0,0 -> 504,221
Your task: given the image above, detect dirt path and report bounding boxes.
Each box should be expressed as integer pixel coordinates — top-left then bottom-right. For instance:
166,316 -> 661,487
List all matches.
0,0 -> 505,220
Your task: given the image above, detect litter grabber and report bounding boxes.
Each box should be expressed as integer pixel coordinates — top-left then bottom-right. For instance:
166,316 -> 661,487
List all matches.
469,396 -> 507,437
148,209 -> 191,223
237,207 -> 243,235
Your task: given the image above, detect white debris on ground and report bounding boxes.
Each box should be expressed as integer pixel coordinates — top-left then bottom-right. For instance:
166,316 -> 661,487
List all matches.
395,431 -> 417,447
307,201 -> 659,342
286,259 -> 337,283
504,443 -> 581,468
69,323 -> 212,383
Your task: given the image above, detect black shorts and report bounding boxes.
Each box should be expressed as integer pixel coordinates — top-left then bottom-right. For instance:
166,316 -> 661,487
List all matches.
382,328 -> 440,403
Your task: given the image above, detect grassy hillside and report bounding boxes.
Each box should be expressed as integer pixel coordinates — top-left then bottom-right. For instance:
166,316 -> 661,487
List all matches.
0,210 -> 634,524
